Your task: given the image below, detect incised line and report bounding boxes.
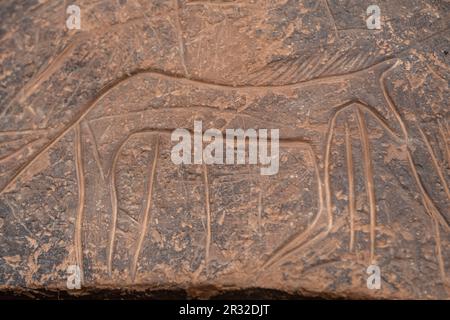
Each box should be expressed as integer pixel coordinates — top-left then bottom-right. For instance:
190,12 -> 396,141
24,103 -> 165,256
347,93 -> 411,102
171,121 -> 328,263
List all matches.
74,124 -> 85,284
356,107 -> 377,264
345,121 -> 356,252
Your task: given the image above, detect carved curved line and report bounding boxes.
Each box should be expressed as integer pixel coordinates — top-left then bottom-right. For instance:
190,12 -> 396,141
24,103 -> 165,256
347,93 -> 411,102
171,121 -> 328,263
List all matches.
107,130 -> 166,277
74,124 -> 85,284
107,141 -> 122,276
345,122 -> 356,252
355,107 -> 377,264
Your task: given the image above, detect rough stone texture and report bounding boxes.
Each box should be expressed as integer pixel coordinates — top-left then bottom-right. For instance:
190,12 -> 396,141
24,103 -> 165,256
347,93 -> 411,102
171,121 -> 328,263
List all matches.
0,0 -> 449,299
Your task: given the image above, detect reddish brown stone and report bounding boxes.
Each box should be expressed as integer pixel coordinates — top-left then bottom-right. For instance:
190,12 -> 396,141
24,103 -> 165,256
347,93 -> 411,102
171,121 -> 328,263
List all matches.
0,0 -> 449,299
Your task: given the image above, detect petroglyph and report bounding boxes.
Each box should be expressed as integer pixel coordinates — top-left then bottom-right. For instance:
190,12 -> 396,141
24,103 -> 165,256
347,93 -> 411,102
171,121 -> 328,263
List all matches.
1,0 -> 449,299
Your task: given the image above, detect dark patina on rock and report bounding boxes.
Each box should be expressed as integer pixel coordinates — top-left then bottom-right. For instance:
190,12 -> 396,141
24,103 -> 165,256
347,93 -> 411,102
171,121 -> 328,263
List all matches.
0,0 -> 449,299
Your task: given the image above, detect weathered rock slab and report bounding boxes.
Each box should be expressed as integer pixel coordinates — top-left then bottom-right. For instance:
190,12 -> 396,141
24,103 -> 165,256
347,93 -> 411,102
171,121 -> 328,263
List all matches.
0,0 -> 449,299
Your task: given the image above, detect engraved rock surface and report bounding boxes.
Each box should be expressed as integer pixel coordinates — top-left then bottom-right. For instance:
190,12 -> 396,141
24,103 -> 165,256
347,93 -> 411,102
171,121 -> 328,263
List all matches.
0,0 -> 449,299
